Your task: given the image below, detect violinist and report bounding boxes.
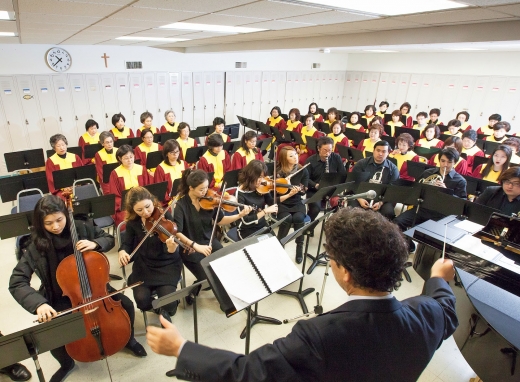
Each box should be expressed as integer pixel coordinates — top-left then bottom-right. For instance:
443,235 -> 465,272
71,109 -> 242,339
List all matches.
276,146 -> 309,264
231,130 -> 264,171
237,160 -> 278,239
173,169 -> 252,282
118,187 -> 183,324
94,131 -> 117,195
197,134 -> 232,189
9,195 -> 146,382
111,113 -> 134,140
78,119 -> 100,165
45,134 -> 82,199
154,139 -> 190,203
160,110 -> 179,133
134,128 -> 163,178
177,122 -> 198,162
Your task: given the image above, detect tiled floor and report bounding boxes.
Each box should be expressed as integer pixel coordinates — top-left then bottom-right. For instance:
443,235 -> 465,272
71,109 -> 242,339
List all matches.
0,200 -> 477,382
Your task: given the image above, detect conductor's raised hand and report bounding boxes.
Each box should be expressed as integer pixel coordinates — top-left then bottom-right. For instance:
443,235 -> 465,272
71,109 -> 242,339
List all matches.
431,258 -> 456,282
118,250 -> 131,266
147,315 -> 186,358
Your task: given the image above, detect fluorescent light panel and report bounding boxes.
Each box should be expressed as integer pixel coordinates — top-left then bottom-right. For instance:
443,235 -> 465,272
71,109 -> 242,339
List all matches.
443,47 -> 486,51
158,22 -> 266,34
0,11 -> 10,20
116,36 -> 189,42
364,49 -> 398,53
274,0 -> 467,16
0,32 -> 16,37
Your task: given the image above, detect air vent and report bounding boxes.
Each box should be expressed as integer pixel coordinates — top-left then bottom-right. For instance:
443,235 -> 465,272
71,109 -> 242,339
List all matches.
312,63 -> 321,69
235,62 -> 247,69
126,61 -> 143,69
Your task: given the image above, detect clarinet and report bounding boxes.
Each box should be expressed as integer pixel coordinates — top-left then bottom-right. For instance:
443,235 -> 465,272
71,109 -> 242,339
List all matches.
325,154 -> 330,173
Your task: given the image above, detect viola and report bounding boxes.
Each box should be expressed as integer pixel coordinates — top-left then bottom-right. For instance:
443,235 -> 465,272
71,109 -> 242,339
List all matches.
143,207 -> 193,253
199,189 -> 257,212
55,194 -> 131,362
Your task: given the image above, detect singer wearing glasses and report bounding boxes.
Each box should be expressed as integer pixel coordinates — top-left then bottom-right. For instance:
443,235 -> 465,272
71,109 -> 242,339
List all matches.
475,167 -> 520,215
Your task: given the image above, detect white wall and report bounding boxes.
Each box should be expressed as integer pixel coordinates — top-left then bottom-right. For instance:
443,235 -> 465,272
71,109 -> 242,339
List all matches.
0,44 -> 348,75
347,51 -> 520,77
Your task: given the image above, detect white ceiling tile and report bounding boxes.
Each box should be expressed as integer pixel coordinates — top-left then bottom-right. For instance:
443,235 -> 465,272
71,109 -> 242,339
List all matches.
0,20 -> 18,33
97,39 -> 134,45
58,0 -> 134,5
350,17 -> 426,31
457,0 -> 520,5
133,0 -> 257,13
281,10 -> 375,25
0,36 -> 18,43
397,8 -> 512,24
19,0 -> 122,17
84,25 -> 145,32
124,29 -> 190,37
171,31 -> 235,39
181,13 -> 268,26
490,4 -> 520,16
20,12 -> 101,25
238,20 -> 314,30
0,0 -> 14,12
20,21 -> 83,31
97,17 -> 163,28
217,1 -> 322,19
112,6 -> 202,22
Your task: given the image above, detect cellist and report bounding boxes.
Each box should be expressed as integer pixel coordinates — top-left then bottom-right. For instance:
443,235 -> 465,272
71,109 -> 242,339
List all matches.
9,195 -> 146,382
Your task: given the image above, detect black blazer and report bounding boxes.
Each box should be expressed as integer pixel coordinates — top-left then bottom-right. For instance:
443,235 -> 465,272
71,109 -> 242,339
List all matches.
173,277 -> 458,382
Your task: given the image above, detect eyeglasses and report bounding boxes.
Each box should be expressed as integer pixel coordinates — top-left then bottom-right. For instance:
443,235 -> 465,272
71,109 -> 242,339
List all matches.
168,150 -> 180,155
503,180 -> 520,188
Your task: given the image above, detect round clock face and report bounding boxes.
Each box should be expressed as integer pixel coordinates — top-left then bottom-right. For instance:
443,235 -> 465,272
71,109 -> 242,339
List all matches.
46,48 -> 72,72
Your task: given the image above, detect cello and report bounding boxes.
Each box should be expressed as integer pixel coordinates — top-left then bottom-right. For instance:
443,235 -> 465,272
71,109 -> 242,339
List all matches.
55,194 -> 131,362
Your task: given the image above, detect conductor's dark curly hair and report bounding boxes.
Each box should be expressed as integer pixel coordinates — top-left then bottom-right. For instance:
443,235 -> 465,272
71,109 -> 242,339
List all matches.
324,208 -> 409,292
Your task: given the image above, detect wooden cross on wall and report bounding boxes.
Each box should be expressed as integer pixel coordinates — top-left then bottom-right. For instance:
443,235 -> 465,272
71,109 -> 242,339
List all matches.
101,53 -> 110,68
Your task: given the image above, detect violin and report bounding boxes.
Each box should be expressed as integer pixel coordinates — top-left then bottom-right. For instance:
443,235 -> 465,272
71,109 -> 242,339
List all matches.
143,207 -> 193,253
256,176 -> 293,195
199,189 -> 257,212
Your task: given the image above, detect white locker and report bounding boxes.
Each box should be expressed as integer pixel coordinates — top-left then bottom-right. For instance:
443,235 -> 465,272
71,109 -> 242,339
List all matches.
427,75 -> 445,115
181,72 -> 194,127
192,72 -> 205,127
34,75 -> 62,139
0,96 -> 13,174
115,73 -> 134,130
327,71 -> 336,108
251,71 -> 262,121
285,72 -> 295,110
100,74 -> 118,130
143,73 -> 158,117
276,72 -> 287,112
366,72 -> 380,108
385,73 -> 400,109
233,72 -> 244,122
203,72 -> 216,124
169,73 -> 183,123
156,72 -> 171,118
375,72 -> 389,107
501,78 -> 520,127
242,72 -> 253,123
479,77 -> 507,129
68,74 -> 92,137
291,72 -> 301,112
452,76 -> 475,119
439,75 -> 461,117
51,75 -> 78,143
311,72 -> 320,107
268,72 -> 278,112
129,73 -> 145,128
415,74 -> 436,115
344,72 -> 361,111
224,72 -> 235,124
303,72 -> 313,112
467,77 -> 489,127
85,75 -> 106,132
214,72 -> 225,122
395,73 -> 411,108
318,71 -> 328,109
14,76 -> 47,150
356,72 -> 371,111
336,72 -> 345,109
0,77 -> 23,152
260,72 -> 271,119
406,74 -> 422,111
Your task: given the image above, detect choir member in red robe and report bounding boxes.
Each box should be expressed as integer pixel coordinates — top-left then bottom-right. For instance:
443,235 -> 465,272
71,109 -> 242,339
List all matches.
327,121 -> 349,154
461,129 -> 485,171
415,125 -> 444,149
484,121 -> 510,143
109,145 -> 149,226
160,109 -> 180,133
177,122 -> 198,163
389,133 -> 419,181
471,145 -> 512,184
357,124 -> 382,157
477,113 -> 501,136
428,108 -> 443,126
325,107 -> 340,126
387,110 -> 404,137
428,136 -> 468,176
154,139 -> 189,203
443,119 -> 462,138
361,105 -> 376,125
376,101 -> 389,118
231,131 -> 264,171
78,119 -> 100,165
298,114 -> 325,165
456,111 -> 472,132
111,113 -> 134,140
136,111 -> 159,137
399,102 -> 413,127
308,102 -> 324,122
276,108 -> 303,156
45,134 -> 82,199
502,137 -> 520,165
134,128 -> 163,180
197,134 -> 232,189
205,117 -> 231,145
95,131 -> 118,195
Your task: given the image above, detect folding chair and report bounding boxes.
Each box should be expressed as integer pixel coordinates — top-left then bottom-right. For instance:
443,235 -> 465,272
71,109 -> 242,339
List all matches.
73,178 -> 114,233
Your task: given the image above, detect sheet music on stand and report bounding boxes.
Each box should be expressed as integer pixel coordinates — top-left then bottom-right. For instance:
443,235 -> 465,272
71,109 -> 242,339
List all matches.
209,236 -> 302,311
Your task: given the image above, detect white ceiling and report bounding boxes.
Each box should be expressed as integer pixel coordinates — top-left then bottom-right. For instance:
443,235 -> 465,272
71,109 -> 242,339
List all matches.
1,0 -> 520,53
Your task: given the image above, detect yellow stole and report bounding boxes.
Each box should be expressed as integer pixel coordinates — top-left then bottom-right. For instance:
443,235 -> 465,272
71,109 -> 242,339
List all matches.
389,151 -> 416,171
209,132 -> 229,142
138,126 -> 159,134
235,147 -> 256,164
362,139 -> 379,156
300,126 -> 317,152
346,123 -> 362,130
111,127 -> 132,139
479,125 -> 493,135
325,119 -> 336,126
376,111 -> 386,118
480,164 -> 500,183
202,150 -> 226,184
419,138 -> 441,149
50,152 -> 77,168
362,115 -> 375,123
97,148 -> 117,164
432,155 -> 464,168
267,116 -> 283,126
486,135 -> 506,143
177,137 -> 195,159
114,164 -> 143,189
327,133 -> 346,151
163,122 -> 179,132
286,120 -> 300,131
158,161 -> 185,181
462,145 -> 482,156
137,142 -> 160,156
81,132 -> 100,144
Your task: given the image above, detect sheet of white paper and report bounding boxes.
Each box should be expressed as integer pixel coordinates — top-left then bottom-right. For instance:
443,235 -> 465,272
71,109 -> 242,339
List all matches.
454,220 -> 484,234
245,236 -> 303,292
210,250 -> 268,305
453,235 -> 501,262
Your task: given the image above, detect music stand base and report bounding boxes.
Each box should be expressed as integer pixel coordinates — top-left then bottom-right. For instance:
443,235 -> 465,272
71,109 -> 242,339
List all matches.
276,287 -> 314,314
240,310 -> 282,340
306,253 -> 327,275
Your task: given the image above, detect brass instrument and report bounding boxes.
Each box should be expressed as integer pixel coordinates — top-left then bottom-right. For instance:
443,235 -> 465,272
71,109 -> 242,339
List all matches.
419,167 -> 446,186
369,168 -> 384,184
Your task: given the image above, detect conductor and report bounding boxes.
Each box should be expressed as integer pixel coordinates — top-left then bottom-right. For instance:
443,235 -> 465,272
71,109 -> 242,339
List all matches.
146,208 -> 458,382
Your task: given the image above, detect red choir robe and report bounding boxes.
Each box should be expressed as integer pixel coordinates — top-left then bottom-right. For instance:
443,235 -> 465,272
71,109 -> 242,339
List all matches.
471,164 -> 501,183
277,120 -> 303,156
403,114 -> 413,128
428,154 -> 468,176
361,115 -> 375,125
415,138 -> 444,149
443,131 -> 463,138
231,147 -> 264,171
477,125 -> 494,136
313,113 -> 324,123
324,119 -> 338,126
94,148 -> 118,195
197,149 -> 232,189
484,135 -> 507,143
298,126 -> 325,165
78,132 -> 100,165
45,152 -> 82,198
177,137 -> 198,162
461,122 -> 472,131
109,164 -> 149,226
387,121 -> 404,137
357,138 -> 381,158
134,142 -> 162,169
205,132 -> 231,146
160,122 -> 180,133
389,151 -> 419,181
428,119 -> 444,126
154,160 -> 189,203
461,145 -> 485,171
136,126 -> 159,137
327,132 -> 350,153
110,126 -> 134,140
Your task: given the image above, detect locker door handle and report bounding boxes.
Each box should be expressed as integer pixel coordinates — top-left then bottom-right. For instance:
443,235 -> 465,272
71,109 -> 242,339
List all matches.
7,121 -> 9,125
25,119 -> 28,125
158,109 -> 160,112
105,113 -> 108,118
75,116 -> 78,121
182,107 -> 185,111
133,111 -> 135,115
204,105 -> 206,110
43,118 -> 45,122
214,104 -> 216,109
480,112 -> 483,116
91,114 -> 93,118
59,117 -> 62,122
193,106 -> 196,110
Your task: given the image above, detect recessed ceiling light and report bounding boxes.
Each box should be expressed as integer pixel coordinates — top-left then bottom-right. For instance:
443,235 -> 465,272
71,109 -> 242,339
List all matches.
0,32 -> 16,37
363,49 -> 398,53
271,0 -> 467,16
443,47 -> 486,51
116,36 -> 189,42
0,11 -> 10,20
158,22 -> 266,34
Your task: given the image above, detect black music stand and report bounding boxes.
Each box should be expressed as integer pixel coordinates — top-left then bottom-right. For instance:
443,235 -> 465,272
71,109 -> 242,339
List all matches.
319,173 -> 347,189
381,135 -> 395,148
121,182 -> 168,209
72,194 -> 116,219
185,146 -> 207,164
472,156 -> 488,170
75,165 -> 97,183
223,142 -> 239,155
159,132 -> 180,144
406,161 -> 436,180
145,151 -> 163,170
349,147 -> 365,163
5,149 -> 45,172
237,116 -> 248,127
84,144 -> 102,159
463,175 -> 479,196
102,163 -> 119,184
395,127 -> 420,141
414,184 -> 454,227
314,122 -> 330,135
0,173 -> 45,203
424,190 -> 466,217
170,171 -> 212,197
347,131 -> 367,147
190,126 -> 211,139
336,144 -> 350,161
383,183 -> 422,214
246,119 -> 259,132
0,312 -> 85,382
0,211 -> 33,239
484,140 -> 500,156
222,169 -> 240,188
414,146 -> 441,160
283,131 -> 304,145
52,168 -> 76,190
277,217 -> 324,314
114,138 -> 136,148
256,138 -> 271,152
306,136 -> 318,153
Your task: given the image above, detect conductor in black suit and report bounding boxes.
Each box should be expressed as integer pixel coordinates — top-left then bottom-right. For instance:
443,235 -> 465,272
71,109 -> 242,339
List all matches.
147,208 -> 458,382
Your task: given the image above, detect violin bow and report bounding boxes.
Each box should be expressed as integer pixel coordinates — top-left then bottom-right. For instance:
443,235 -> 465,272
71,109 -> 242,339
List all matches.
273,149 -> 277,218
33,281 -> 143,323
209,182 -> 226,248
125,198 -> 179,263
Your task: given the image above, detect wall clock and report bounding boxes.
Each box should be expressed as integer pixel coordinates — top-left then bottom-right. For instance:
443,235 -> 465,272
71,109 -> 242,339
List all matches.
45,47 -> 72,72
